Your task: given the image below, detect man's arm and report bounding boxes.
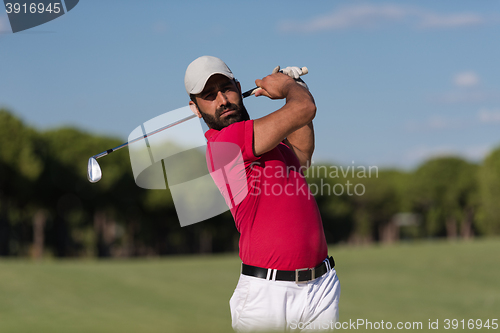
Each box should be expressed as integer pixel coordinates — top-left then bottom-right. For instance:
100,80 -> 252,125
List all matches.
252,73 -> 316,166
282,121 -> 315,168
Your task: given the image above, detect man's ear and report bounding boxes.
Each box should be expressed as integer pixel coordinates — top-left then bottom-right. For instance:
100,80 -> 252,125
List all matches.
189,101 -> 202,118
236,80 -> 242,95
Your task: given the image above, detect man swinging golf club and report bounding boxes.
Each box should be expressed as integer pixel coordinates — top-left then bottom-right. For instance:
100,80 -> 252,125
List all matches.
185,56 -> 340,332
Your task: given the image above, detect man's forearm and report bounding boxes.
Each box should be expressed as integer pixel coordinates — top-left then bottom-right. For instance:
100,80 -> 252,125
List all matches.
253,77 -> 316,157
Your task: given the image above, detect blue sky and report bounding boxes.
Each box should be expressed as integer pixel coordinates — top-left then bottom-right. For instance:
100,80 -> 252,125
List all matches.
1,1 -> 499,169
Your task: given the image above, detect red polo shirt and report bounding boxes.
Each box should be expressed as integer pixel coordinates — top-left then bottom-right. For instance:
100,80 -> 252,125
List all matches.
205,120 -> 327,270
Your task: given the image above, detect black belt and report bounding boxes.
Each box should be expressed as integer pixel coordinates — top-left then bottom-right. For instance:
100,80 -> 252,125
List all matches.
241,256 -> 335,283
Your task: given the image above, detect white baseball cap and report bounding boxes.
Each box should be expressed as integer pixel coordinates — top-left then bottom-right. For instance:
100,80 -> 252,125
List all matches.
184,56 -> 234,95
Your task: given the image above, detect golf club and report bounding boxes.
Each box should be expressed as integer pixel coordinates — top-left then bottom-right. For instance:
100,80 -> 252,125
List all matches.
87,67 -> 308,183
242,67 -> 308,98
87,113 -> 197,183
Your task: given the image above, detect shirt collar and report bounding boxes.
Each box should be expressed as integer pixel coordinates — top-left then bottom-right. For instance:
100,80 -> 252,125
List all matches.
204,128 -> 219,140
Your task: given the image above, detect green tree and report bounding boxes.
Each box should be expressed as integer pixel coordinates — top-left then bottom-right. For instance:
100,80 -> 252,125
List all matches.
477,146 -> 500,235
307,163 -> 410,244
410,157 -> 478,239
42,127 -> 138,257
351,169 -> 411,244
305,163 -> 356,244
0,109 -> 44,257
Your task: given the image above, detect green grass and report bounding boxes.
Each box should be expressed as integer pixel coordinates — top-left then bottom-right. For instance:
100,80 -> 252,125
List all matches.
0,239 -> 499,332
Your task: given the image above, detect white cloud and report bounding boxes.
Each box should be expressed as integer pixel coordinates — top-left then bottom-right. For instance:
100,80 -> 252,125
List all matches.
454,71 -> 480,87
430,72 -> 500,105
427,116 -> 450,129
418,13 -> 485,29
478,109 -> 500,123
279,4 -> 488,33
463,145 -> 493,161
406,115 -> 465,132
279,5 -> 407,32
406,109 -> 500,135
152,21 -> 168,34
405,144 -> 491,164
433,91 -> 489,104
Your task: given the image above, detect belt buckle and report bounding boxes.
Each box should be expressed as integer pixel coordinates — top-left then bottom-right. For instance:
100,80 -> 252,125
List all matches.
295,267 -> 315,283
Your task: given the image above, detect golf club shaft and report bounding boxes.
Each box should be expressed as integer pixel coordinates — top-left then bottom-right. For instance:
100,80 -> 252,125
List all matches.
92,114 -> 197,160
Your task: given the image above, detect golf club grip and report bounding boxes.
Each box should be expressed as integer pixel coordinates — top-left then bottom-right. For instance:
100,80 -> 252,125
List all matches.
242,67 -> 309,98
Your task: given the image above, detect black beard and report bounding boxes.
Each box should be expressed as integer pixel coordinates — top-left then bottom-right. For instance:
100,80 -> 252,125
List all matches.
198,100 -> 250,131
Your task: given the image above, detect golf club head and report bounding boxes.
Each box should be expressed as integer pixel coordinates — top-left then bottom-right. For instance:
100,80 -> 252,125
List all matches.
87,157 -> 102,183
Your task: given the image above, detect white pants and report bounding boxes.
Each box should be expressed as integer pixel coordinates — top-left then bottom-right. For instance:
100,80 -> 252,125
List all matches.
230,266 -> 340,332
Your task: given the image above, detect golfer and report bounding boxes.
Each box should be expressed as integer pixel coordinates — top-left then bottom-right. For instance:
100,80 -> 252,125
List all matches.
185,56 -> 340,332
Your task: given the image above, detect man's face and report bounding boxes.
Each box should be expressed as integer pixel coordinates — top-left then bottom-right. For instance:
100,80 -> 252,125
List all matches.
191,74 -> 249,130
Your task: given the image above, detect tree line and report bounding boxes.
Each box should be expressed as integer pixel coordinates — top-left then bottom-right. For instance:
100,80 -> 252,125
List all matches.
0,108 -> 499,258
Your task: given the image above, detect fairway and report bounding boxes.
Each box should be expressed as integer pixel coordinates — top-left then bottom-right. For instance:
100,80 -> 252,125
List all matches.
0,239 -> 499,333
